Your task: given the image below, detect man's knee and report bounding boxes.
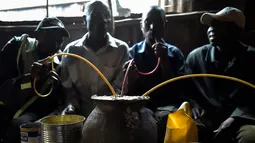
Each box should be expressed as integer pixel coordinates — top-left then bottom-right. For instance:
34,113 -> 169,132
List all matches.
237,125 -> 255,143
4,113 -> 38,143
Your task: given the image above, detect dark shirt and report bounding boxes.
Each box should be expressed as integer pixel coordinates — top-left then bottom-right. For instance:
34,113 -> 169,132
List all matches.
0,35 -> 64,119
184,43 -> 255,128
0,37 -> 22,86
129,40 -> 185,111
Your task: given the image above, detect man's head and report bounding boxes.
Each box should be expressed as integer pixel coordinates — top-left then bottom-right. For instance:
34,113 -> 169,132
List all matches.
84,0 -> 111,40
35,17 -> 69,55
201,7 -> 245,51
141,6 -> 167,45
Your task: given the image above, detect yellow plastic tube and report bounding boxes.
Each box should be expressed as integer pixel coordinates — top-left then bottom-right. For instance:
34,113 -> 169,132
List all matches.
33,53 -> 255,99
142,74 -> 255,97
33,53 -> 117,97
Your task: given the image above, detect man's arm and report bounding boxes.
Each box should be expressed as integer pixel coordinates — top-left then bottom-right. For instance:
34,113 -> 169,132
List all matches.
173,48 -> 185,76
182,52 -> 199,99
61,46 -> 80,114
0,37 -> 20,86
230,81 -> 255,119
161,48 -> 185,80
122,44 -> 142,96
182,52 -> 206,119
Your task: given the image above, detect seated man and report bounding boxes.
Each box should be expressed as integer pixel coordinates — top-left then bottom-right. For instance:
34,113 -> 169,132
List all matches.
126,6 -> 185,142
184,7 -> 255,143
0,17 -> 69,143
128,5 -> 185,111
61,0 -> 129,117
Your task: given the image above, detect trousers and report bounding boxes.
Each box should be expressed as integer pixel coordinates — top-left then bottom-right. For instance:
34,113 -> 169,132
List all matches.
204,118 -> 255,143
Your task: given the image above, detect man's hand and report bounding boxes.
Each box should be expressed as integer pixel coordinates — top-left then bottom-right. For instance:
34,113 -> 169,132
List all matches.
30,57 -> 50,80
30,57 -> 61,86
190,101 -> 205,120
153,42 -> 168,59
123,60 -> 139,81
212,117 -> 235,142
61,104 -> 76,115
44,71 -> 61,85
192,106 -> 205,120
214,117 -> 235,133
122,60 -> 139,94
153,42 -> 173,79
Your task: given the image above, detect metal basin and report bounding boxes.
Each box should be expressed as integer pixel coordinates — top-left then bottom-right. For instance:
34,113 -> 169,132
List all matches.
40,115 -> 85,143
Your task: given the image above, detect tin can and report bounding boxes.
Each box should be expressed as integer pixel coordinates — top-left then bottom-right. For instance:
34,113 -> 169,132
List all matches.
40,115 -> 85,143
20,122 -> 41,143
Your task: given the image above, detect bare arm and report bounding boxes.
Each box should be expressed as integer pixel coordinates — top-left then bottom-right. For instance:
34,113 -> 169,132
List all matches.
60,47 -> 80,114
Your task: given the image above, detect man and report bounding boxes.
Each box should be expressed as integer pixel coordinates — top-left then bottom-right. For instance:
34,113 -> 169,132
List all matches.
184,7 -> 255,143
61,0 -> 129,117
127,6 -> 184,111
0,17 -> 69,143
126,6 -> 184,142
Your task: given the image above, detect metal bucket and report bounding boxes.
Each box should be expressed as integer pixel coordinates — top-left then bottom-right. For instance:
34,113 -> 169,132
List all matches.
40,115 -> 85,143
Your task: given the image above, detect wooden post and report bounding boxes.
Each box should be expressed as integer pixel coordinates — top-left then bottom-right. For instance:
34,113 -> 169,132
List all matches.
108,0 -> 115,36
158,0 -> 161,7
46,0 -> 49,17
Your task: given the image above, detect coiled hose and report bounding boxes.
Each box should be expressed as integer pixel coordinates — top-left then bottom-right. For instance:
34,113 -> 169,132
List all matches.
33,53 -> 117,97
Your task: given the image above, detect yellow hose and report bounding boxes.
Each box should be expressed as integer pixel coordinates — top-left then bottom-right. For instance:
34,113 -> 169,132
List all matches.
142,74 -> 255,96
33,53 -> 255,99
33,53 -> 117,97
33,77 -> 54,97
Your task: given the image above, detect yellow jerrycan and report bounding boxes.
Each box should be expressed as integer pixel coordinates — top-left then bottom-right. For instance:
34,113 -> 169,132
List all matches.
164,102 -> 198,143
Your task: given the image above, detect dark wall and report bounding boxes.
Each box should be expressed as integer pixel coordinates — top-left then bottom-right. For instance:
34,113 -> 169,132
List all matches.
193,0 -> 246,11
0,12 -> 208,57
1,0 -> 254,57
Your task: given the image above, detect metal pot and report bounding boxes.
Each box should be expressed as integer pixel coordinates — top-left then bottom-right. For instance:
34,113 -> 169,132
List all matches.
40,115 -> 85,143
82,95 -> 157,143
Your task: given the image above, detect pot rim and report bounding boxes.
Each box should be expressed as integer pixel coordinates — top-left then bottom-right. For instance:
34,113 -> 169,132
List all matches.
91,95 -> 150,103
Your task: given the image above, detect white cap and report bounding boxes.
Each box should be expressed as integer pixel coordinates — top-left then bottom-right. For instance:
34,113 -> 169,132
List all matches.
200,7 -> 245,29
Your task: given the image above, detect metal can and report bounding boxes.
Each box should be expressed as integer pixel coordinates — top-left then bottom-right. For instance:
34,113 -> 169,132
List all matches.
40,115 -> 85,143
20,122 -> 41,143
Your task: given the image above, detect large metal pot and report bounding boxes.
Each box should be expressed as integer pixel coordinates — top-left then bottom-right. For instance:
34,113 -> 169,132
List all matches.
40,115 -> 85,143
82,95 -> 157,143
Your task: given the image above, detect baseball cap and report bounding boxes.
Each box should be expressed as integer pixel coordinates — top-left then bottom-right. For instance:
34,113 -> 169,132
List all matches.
200,7 -> 245,29
35,17 -> 70,38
